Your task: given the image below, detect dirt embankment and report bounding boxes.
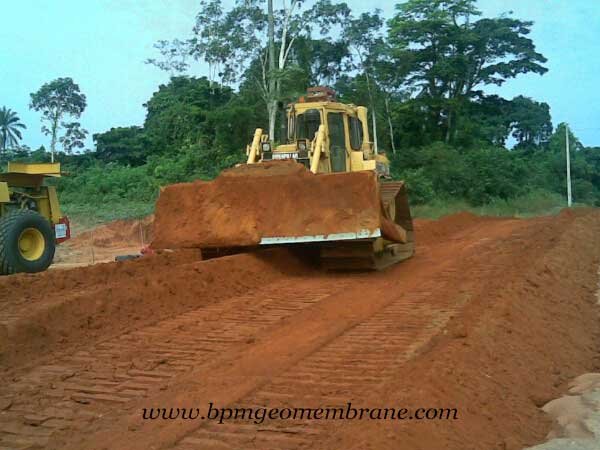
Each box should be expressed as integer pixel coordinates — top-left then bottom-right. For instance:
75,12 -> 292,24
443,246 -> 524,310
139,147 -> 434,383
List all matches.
54,216 -> 154,266
0,247 -> 314,372
69,216 -> 154,249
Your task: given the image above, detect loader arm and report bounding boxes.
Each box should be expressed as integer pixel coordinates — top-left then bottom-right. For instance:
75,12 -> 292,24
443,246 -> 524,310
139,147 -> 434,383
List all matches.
309,125 -> 326,174
246,128 -> 264,164
247,125 -> 327,175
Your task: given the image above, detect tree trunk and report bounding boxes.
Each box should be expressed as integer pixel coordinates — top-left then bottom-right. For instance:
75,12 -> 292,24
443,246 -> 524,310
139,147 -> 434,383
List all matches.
268,100 -> 277,143
279,105 -> 287,142
384,96 -> 396,153
445,109 -> 452,144
363,69 -> 378,154
371,111 -> 378,155
267,0 -> 276,140
50,116 -> 58,163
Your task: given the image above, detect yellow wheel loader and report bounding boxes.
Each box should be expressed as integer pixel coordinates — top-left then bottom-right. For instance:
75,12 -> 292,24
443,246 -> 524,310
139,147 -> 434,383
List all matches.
0,163 -> 71,275
153,87 -> 414,270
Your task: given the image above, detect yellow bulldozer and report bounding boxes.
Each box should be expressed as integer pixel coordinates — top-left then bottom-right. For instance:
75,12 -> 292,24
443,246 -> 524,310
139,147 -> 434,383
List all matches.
153,87 -> 414,270
0,162 -> 70,275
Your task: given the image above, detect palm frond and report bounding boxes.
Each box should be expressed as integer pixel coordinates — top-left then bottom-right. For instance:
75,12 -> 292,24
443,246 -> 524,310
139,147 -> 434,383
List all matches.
0,106 -> 26,149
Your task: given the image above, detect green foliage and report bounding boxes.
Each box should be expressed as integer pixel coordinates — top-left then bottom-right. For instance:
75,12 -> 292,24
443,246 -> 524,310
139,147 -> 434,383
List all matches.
143,76 -> 234,151
412,190 -> 566,219
30,78 -> 87,119
91,77 -> 256,167
93,126 -> 150,165
0,107 -> 27,152
391,142 -> 530,205
9,2 -> 599,226
55,140 -> 245,222
58,164 -> 157,205
59,121 -> 88,153
29,77 -> 88,157
387,0 -> 548,144
62,202 -> 154,231
148,143 -> 244,184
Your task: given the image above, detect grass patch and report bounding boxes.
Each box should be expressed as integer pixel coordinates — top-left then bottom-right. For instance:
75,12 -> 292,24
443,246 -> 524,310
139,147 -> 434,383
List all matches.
411,190 -> 570,220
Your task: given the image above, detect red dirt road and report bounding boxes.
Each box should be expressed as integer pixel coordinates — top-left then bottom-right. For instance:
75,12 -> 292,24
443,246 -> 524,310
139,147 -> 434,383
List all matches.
0,210 -> 599,450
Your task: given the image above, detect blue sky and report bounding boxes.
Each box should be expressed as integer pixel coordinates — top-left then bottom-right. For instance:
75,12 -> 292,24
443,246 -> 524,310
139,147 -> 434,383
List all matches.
1,0 -> 599,151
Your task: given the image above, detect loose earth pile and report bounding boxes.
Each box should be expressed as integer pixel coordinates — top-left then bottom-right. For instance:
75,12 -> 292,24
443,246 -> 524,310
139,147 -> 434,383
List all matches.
152,161 -> 383,249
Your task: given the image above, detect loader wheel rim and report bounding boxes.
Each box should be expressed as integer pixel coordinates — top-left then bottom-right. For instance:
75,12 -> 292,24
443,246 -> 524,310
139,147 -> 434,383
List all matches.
18,228 -> 46,261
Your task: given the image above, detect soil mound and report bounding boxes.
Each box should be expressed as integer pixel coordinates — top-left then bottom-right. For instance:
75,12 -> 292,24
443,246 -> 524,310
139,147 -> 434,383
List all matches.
414,211 -> 499,244
0,247 -> 311,369
70,216 -> 153,249
152,161 -> 382,249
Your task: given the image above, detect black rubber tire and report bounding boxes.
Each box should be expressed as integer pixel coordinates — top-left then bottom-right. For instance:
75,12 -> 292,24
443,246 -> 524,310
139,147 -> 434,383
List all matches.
0,210 -> 56,275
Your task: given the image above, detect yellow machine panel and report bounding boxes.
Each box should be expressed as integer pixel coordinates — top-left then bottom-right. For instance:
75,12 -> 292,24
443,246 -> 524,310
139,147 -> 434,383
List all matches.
0,183 -> 9,203
7,162 -> 61,177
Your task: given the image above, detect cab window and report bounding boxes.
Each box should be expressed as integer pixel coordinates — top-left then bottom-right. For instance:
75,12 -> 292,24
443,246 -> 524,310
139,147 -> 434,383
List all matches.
349,116 -> 363,150
327,112 -> 346,149
296,109 -> 321,140
327,112 -> 347,172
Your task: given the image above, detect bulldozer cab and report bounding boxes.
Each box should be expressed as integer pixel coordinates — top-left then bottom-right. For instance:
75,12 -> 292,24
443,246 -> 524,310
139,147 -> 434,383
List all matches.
247,87 -> 379,175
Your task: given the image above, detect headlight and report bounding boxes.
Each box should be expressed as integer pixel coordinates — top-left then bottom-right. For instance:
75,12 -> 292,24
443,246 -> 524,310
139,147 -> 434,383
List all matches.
261,142 -> 271,152
297,140 -> 307,151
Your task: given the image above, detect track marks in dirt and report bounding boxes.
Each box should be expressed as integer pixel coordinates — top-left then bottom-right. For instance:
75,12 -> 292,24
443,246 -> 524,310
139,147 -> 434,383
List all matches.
173,270 -> 471,450
3,211 -> 598,450
0,280 -> 338,449
55,216 -> 525,450
0,249 -> 314,371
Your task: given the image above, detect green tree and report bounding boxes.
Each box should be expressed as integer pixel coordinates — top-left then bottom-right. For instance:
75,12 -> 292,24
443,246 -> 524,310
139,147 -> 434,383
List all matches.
508,96 -> 552,148
0,107 -> 27,152
145,39 -> 190,76
30,77 -> 87,162
342,10 -> 387,151
150,0 -> 350,140
388,0 -> 548,143
93,126 -> 150,165
293,37 -> 348,87
143,76 -> 235,152
59,121 -> 89,154
454,95 -> 513,147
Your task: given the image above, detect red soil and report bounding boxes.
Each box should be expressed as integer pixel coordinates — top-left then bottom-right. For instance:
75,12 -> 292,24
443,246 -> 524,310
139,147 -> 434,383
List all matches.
0,247 -> 310,370
0,209 -> 598,450
152,161 -> 383,249
69,216 -> 153,249
53,216 -> 154,267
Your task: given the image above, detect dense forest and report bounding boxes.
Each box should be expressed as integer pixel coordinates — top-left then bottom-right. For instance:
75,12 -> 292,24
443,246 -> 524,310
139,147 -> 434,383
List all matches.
2,0 -> 599,222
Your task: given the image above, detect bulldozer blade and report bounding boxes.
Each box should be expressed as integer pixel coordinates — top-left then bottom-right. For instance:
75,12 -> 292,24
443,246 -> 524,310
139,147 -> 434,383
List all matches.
152,161 -> 400,251
259,228 -> 381,245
